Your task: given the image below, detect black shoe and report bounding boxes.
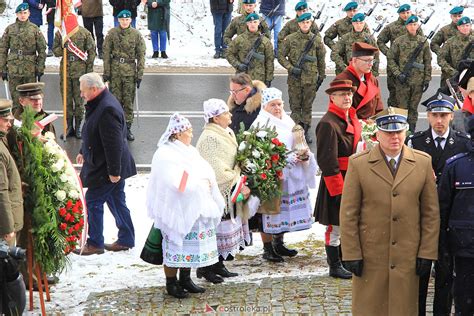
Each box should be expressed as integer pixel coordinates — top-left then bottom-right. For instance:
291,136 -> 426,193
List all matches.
263,242 -> 284,262
152,51 -> 159,58
213,52 -> 220,59
326,245 -> 352,279
166,277 -> 189,298
179,268 -> 205,293
126,123 -> 135,141
196,267 -> 224,284
273,238 -> 298,257
213,261 -> 238,278
47,49 -> 53,57
161,51 -> 168,59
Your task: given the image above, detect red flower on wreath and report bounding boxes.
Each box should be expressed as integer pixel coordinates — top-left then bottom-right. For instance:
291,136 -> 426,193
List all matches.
271,138 -> 281,146
276,170 -> 283,179
60,223 -> 67,231
59,207 -> 67,217
66,200 -> 73,209
261,173 -> 268,180
271,154 -> 279,162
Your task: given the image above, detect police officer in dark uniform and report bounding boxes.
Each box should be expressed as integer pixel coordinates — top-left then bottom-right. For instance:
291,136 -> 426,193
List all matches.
438,116 -> 474,316
406,92 -> 470,316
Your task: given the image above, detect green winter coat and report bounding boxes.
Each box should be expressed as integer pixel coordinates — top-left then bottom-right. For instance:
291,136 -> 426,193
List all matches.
430,22 -> 458,55
147,0 -> 170,36
0,19 -> 47,77
53,26 -> 96,78
438,32 -> 474,79
277,16 -> 319,49
278,29 -> 326,85
226,30 -> 274,82
324,16 -> 370,50
223,12 -> 270,46
103,26 -> 146,80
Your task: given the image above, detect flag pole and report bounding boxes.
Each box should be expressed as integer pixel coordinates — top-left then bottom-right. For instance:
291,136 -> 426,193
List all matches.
62,46 -> 67,142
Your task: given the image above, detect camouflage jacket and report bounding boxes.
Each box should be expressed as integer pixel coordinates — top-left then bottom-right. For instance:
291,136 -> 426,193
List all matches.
377,18 -> 423,56
331,29 -> 380,76
223,12 -> 270,46
103,26 -> 146,79
0,19 -> 46,77
278,29 -> 326,85
324,16 -> 370,50
0,0 -> 6,14
430,22 -> 458,56
438,32 -> 474,79
387,33 -> 432,83
277,16 -> 319,49
53,26 -> 97,78
226,30 -> 274,82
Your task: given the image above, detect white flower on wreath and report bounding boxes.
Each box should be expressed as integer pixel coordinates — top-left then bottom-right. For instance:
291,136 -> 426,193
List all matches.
55,190 -> 66,201
68,190 -> 80,200
51,158 -> 65,172
243,131 -> 251,136
252,149 -> 261,159
238,141 -> 247,152
44,131 -> 55,141
256,130 -> 267,138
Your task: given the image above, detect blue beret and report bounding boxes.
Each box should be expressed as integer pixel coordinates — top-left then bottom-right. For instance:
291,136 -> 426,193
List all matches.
405,15 -> 419,25
449,6 -> 464,15
245,13 -> 259,22
373,107 -> 408,132
457,16 -> 471,26
397,4 -> 411,13
295,1 -> 307,11
242,0 -> 256,4
297,12 -> 312,22
421,92 -> 455,113
352,13 -> 365,22
343,1 -> 358,11
15,3 -> 29,13
117,10 -> 132,18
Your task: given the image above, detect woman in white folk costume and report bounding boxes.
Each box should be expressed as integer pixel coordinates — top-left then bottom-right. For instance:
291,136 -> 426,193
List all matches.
146,113 -> 225,298
250,87 -> 317,262
196,99 -> 251,283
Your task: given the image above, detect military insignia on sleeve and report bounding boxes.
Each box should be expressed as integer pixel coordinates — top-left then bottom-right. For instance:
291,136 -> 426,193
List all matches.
425,136 -> 431,144
448,137 -> 454,145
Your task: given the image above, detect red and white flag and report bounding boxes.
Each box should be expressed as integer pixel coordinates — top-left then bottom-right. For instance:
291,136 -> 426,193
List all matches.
54,0 -> 87,60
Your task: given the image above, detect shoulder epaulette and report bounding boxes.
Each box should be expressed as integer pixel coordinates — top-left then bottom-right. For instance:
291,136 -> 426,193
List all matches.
446,152 -> 469,165
455,130 -> 471,139
408,130 -> 426,140
351,149 -> 370,160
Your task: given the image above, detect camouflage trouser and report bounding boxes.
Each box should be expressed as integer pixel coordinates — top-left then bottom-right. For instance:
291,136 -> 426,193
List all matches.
60,76 -> 84,120
288,80 -> 317,126
386,72 -> 398,108
109,75 -> 135,125
8,75 -> 36,110
395,81 -> 423,132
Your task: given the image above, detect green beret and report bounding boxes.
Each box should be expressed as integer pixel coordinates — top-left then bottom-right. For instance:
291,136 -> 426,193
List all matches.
245,13 -> 259,22
242,0 -> 256,4
297,12 -> 312,22
449,6 -> 464,15
343,1 -> 357,11
457,16 -> 471,26
352,13 -> 365,22
295,1 -> 307,11
405,15 -> 419,25
16,3 -> 29,13
117,10 -> 132,18
397,4 -> 411,13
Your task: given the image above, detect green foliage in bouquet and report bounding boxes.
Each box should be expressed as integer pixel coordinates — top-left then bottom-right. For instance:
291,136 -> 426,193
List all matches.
235,122 -> 288,202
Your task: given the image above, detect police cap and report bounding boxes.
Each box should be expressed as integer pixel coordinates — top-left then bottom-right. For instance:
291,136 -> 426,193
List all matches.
421,92 -> 455,113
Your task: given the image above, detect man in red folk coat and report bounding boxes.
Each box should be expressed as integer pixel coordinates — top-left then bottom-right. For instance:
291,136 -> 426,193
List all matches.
314,79 -> 361,279
335,42 -> 383,119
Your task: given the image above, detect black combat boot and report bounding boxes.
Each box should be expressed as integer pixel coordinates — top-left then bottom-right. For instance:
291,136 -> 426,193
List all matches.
61,117 -> 75,139
126,123 -> 135,141
272,234 -> 298,257
74,117 -> 82,139
152,51 -> 159,58
166,276 -> 189,298
196,266 -> 224,284
262,242 -> 284,262
213,51 -> 220,59
178,268 -> 205,293
161,51 -> 169,59
212,260 -> 238,278
325,245 -> 352,279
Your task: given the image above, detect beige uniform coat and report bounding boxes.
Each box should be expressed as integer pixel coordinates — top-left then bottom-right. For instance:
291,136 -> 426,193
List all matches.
340,145 -> 439,316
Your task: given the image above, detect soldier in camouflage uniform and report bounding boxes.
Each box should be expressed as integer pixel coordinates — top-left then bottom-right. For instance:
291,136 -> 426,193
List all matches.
223,0 -> 270,47
278,12 -> 326,143
53,26 -> 96,139
438,17 -> 474,91
387,15 -> 432,133
331,13 -> 379,76
430,6 -> 464,56
103,9 -> 145,141
377,4 -> 422,108
0,0 -> 6,14
226,13 -> 274,85
0,3 -> 46,110
277,1 -> 319,53
324,1 -> 369,51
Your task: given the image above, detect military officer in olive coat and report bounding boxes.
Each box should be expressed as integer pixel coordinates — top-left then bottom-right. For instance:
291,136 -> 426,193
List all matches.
226,13 -> 274,85
103,9 -> 146,141
278,12 -> 325,143
0,3 -> 47,110
430,6 -> 464,56
53,26 -> 96,139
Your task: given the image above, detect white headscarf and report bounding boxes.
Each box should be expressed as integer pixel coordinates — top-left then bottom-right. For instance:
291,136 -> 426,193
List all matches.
203,98 -> 229,123
157,113 -> 192,146
261,87 -> 283,107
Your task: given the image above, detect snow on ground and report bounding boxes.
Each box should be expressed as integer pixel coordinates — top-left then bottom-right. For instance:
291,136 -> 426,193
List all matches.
1,0 -> 473,72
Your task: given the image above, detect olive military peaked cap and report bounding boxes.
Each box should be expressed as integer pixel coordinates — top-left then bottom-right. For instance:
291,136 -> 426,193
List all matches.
16,82 -> 45,99
0,99 -> 14,119
352,42 -> 378,57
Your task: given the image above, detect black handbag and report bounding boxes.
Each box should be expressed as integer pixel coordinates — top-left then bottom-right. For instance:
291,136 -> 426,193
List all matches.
140,224 -> 163,265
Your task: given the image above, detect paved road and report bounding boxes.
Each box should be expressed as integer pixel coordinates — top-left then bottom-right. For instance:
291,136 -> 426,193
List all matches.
0,73 -> 440,164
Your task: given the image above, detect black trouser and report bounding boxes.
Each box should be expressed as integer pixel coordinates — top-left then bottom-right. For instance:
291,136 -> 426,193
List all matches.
434,256 -> 454,315
419,271 -> 430,315
83,16 -> 104,53
454,256 -> 474,315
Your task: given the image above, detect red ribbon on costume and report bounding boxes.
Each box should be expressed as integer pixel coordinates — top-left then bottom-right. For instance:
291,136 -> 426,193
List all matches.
347,63 -> 380,110
463,97 -> 473,115
327,102 -> 361,152
323,173 -> 344,196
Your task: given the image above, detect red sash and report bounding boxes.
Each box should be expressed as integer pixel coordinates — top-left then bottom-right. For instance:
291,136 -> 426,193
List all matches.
328,102 -> 361,153
347,63 -> 380,110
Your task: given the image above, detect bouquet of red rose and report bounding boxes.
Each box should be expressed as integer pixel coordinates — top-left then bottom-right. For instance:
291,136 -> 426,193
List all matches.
235,122 -> 288,202
58,199 -> 85,253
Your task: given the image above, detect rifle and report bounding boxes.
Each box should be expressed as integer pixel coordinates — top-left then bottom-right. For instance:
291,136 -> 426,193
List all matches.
365,1 -> 378,17
400,24 -> 439,80
446,79 -> 463,110
372,17 -> 387,36
421,8 -> 434,25
446,40 -> 474,90
240,4 -> 280,69
318,16 -> 328,32
292,15 -> 320,78
315,3 -> 325,20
